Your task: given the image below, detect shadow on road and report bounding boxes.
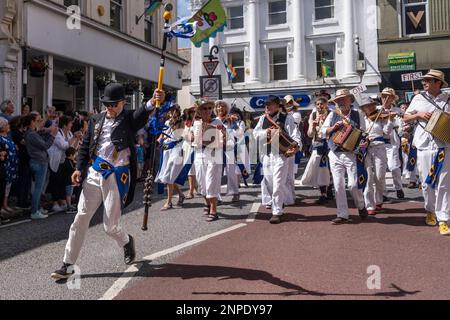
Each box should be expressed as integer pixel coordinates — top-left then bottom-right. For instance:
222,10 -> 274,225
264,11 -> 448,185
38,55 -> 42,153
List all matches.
79,262 -> 420,299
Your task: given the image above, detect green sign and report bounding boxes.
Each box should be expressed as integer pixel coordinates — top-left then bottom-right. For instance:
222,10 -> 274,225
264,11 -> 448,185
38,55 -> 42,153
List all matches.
388,52 -> 416,72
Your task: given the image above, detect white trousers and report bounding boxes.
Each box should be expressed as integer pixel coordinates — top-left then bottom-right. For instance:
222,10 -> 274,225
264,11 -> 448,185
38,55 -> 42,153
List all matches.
225,163 -> 239,196
364,144 -> 388,210
262,154 -> 289,216
386,144 -> 403,191
329,151 -> 365,219
284,156 -> 296,206
300,149 -> 331,187
417,148 -> 450,222
63,167 -> 129,265
195,159 -> 222,199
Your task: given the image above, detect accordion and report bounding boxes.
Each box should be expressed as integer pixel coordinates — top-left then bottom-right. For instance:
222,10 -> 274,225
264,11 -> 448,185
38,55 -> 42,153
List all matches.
333,125 -> 364,152
425,110 -> 450,144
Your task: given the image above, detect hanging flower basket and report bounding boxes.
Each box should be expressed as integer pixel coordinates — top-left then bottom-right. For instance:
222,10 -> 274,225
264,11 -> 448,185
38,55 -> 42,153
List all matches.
95,73 -> 112,91
64,69 -> 84,86
29,57 -> 49,78
124,80 -> 139,95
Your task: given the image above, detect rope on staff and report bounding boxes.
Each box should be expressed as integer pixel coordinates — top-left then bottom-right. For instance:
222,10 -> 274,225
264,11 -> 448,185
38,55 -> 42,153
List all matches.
142,3 -> 173,232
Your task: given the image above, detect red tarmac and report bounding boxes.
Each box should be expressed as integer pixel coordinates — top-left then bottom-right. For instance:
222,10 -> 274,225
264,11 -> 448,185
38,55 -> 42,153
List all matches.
117,199 -> 450,300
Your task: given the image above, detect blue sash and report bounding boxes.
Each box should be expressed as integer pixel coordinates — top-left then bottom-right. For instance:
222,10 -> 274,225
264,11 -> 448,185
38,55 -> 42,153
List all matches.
174,151 -> 195,186
357,151 -> 368,191
407,143 -> 417,172
425,148 -> 445,189
373,137 -> 386,143
253,161 -> 264,185
93,157 -> 130,209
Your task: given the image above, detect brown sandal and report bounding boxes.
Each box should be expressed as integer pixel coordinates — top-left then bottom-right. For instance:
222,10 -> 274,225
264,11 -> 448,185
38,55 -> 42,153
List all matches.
203,206 -> 211,216
161,203 -> 173,211
177,195 -> 186,207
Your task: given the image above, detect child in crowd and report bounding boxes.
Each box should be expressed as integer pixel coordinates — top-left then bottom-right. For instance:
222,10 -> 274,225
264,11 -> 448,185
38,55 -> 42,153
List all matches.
61,147 -> 77,214
136,135 -> 145,180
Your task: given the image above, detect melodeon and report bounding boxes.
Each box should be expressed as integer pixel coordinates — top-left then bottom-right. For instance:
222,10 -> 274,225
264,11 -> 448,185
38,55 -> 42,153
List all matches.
333,125 -> 364,152
425,109 -> 450,144
270,128 -> 298,157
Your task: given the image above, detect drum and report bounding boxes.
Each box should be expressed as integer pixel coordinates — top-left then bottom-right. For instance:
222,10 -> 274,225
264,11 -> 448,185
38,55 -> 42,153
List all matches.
333,125 -> 364,152
425,110 -> 450,144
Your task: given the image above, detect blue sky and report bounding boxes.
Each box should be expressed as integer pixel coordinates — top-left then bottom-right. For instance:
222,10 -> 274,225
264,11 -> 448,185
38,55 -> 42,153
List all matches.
177,0 -> 191,48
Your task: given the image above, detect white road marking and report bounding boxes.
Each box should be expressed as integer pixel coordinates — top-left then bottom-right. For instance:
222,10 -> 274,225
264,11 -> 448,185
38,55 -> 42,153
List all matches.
100,223 -> 247,300
246,203 -> 261,223
0,219 -> 31,229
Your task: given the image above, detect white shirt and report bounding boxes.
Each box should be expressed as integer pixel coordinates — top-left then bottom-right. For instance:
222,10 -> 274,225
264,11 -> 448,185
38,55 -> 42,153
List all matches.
253,112 -> 303,152
406,91 -> 450,150
48,129 -> 72,172
364,116 -> 393,147
96,101 -> 155,166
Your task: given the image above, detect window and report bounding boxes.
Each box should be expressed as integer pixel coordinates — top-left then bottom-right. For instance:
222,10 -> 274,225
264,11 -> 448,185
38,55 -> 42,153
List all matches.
269,47 -> 287,81
314,0 -> 334,21
228,52 -> 245,83
316,43 -> 336,78
268,1 -> 286,25
227,6 -> 244,30
145,16 -> 155,44
402,0 -> 429,36
64,0 -> 80,7
110,0 -> 123,31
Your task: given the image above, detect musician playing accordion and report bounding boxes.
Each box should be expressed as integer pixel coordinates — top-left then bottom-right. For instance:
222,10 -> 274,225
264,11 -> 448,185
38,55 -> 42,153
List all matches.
321,89 -> 368,225
404,69 -> 450,236
253,95 -> 302,225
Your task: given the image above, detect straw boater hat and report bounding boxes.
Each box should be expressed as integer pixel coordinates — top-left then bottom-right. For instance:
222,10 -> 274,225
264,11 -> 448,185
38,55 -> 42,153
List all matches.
329,89 -> 355,104
421,69 -> 448,88
358,96 -> 377,109
284,95 -> 300,108
380,87 -> 399,101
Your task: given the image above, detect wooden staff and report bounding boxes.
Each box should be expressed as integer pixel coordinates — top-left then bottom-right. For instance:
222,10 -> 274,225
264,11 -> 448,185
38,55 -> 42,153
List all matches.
142,3 -> 173,232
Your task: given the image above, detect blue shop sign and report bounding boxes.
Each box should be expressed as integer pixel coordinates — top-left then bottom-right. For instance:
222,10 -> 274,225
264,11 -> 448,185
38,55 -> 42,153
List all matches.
250,94 -> 311,109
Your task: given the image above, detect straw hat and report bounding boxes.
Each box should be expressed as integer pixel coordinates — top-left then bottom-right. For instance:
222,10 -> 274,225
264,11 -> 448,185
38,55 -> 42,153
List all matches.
380,87 -> 399,101
329,89 -> 355,104
284,95 -> 300,108
358,96 -> 377,109
421,69 -> 448,88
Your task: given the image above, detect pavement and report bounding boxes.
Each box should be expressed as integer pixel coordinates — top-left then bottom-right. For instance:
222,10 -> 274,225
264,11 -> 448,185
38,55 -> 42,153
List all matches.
1,161 -> 445,300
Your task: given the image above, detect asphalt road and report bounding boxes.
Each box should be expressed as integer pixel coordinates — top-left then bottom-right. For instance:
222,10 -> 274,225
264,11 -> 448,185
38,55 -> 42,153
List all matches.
0,160 -> 427,300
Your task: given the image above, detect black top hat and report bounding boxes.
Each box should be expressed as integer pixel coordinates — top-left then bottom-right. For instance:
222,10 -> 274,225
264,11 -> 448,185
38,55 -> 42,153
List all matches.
100,83 -> 126,104
265,95 -> 280,105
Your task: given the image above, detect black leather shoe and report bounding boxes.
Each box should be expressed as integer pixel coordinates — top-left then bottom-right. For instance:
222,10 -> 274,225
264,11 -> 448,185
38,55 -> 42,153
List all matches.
269,215 -> 282,224
316,195 -> 328,205
332,217 -> 352,225
124,235 -> 136,265
359,208 -> 368,220
397,190 -> 405,199
51,263 -> 74,280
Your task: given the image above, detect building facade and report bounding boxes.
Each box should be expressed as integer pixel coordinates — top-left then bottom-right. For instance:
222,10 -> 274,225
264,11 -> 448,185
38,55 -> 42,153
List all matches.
0,0 -> 187,115
378,0 -> 450,101
189,0 -> 381,112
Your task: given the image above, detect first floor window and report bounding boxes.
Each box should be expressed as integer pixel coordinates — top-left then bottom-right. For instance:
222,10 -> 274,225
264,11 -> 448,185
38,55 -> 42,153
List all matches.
314,0 -> 334,21
403,0 -> 428,36
64,0 -> 80,7
110,0 -> 123,31
228,51 -> 245,83
145,16 -> 155,45
269,47 -> 287,81
227,6 -> 244,30
316,43 -> 336,78
268,1 -> 287,25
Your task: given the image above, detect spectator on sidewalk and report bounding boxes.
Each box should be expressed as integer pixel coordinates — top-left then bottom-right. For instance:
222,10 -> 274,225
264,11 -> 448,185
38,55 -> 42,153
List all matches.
44,106 -> 58,127
0,143 -> 8,224
11,116 -> 31,209
136,135 -> 145,180
0,100 -> 15,121
0,117 -> 19,216
23,113 -> 58,220
21,104 -> 31,116
47,116 -> 82,213
60,147 -> 77,214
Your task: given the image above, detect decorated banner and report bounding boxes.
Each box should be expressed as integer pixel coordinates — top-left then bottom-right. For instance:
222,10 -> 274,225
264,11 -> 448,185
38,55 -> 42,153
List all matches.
144,0 -> 162,16
188,0 -> 227,48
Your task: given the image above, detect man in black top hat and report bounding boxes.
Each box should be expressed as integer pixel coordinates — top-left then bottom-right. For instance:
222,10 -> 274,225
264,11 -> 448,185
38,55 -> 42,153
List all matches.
51,83 -> 165,280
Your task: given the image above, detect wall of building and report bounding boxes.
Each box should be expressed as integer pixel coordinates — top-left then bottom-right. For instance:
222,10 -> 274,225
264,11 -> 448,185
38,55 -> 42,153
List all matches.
190,0 -> 381,111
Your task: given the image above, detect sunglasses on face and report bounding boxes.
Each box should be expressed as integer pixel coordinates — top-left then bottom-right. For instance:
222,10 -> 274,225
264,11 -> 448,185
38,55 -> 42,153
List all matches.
106,104 -> 119,109
200,107 -> 213,111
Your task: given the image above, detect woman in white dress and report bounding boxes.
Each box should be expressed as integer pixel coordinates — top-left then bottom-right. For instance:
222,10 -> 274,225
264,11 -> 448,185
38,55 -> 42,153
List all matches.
300,97 -> 331,204
191,101 -> 224,222
156,105 -> 186,210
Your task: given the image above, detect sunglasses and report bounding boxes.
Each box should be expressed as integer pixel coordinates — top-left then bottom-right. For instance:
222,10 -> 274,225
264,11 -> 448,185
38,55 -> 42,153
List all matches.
200,107 -> 213,111
106,104 -> 119,109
